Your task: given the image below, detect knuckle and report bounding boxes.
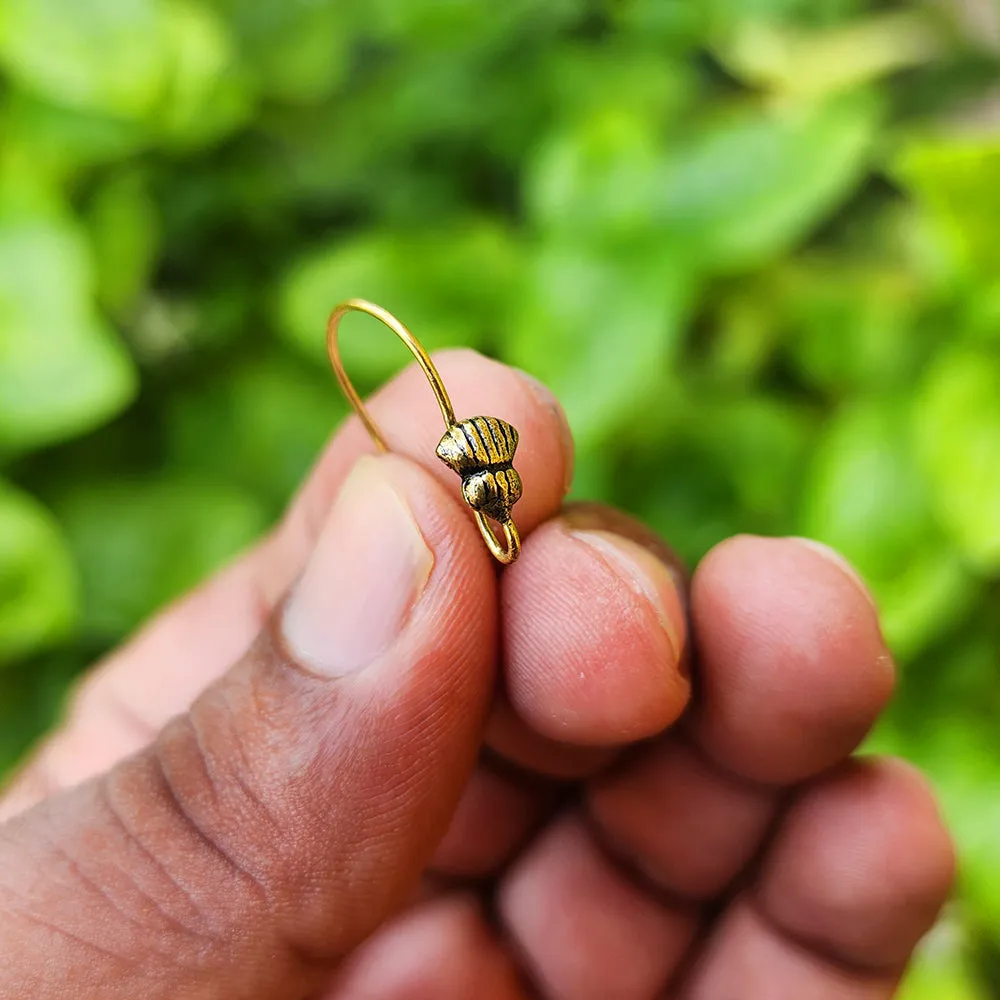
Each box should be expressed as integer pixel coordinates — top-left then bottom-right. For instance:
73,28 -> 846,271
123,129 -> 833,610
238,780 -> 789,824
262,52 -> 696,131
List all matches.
144,710 -> 279,909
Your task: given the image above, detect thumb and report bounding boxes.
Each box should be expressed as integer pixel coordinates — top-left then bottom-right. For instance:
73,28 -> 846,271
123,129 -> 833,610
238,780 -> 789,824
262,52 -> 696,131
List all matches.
0,455 -> 498,1000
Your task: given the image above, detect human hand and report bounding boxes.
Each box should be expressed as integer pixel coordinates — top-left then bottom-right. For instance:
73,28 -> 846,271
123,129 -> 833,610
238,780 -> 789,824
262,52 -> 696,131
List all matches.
0,352 -> 954,999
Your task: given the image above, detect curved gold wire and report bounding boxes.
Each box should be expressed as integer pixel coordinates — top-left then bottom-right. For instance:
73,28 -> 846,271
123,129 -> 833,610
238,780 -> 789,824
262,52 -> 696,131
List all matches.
475,512 -> 520,564
327,298 -> 456,450
326,299 -> 521,565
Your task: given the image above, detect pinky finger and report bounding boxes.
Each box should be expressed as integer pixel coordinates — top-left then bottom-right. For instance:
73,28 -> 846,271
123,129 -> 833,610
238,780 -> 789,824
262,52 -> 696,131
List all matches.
678,757 -> 955,999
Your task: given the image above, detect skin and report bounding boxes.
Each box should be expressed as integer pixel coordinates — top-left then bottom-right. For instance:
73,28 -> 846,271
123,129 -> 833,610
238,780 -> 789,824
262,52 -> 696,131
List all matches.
0,351 -> 954,999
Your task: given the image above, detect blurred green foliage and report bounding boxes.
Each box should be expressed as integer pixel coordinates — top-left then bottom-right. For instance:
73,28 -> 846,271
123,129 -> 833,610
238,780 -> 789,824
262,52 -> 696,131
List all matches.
0,0 -> 998,991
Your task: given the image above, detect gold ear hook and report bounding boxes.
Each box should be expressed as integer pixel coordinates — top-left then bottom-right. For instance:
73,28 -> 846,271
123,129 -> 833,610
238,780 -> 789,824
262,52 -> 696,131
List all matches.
327,299 -> 522,565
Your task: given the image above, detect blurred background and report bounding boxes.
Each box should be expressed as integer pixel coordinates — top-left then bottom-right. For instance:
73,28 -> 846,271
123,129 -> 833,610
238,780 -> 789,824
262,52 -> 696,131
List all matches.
0,0 -> 998,993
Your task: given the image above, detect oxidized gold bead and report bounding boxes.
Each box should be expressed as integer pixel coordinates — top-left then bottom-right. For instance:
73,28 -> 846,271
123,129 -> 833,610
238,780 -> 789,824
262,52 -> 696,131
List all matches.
435,416 -> 523,526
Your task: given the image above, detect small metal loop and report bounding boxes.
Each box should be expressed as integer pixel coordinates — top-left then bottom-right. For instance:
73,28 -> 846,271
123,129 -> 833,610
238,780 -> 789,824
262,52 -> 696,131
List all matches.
327,298 -> 456,450
327,298 -> 522,566
475,514 -> 520,565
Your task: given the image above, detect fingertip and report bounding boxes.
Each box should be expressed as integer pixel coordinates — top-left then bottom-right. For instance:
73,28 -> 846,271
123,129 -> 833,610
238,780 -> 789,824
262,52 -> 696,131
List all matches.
757,756 -> 956,969
502,516 -> 690,747
330,894 -> 526,1000
690,534 -> 895,785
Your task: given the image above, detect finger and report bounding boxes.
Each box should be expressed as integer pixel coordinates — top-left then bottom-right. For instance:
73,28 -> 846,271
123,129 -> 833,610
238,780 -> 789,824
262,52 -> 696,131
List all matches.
688,535 -> 894,785
587,535 -> 894,907
429,760 -> 554,879
483,502 -> 690,780
431,504 -> 690,879
0,455 -> 499,1000
500,505 -> 690,747
498,813 -> 698,1000
678,757 -> 955,998
325,894 -> 527,1000
1,350 -> 573,817
754,757 -> 955,971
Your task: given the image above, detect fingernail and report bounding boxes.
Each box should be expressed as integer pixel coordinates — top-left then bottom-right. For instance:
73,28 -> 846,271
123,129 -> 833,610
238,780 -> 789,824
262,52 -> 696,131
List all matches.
569,528 -> 683,663
514,369 -> 575,494
788,537 -> 875,608
562,503 -> 688,592
283,457 -> 435,677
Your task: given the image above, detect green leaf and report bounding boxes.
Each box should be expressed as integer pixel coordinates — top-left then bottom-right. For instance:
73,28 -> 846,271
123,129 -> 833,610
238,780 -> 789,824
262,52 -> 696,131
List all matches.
0,481 -> 78,666
527,93 -> 880,270
527,106 -> 664,243
86,169 -> 161,318
799,398 -> 976,659
715,11 -> 944,100
609,0 -> 706,48
0,90 -> 148,180
914,347 -> 1000,572
0,219 -> 138,453
778,258 -> 927,393
704,0 -> 867,24
634,441 -> 744,567
208,0 -> 350,104
277,220 -> 520,384
166,354 -> 345,511
507,241 -> 694,447
897,913 -> 989,1000
654,93 -> 880,270
0,0 -> 169,119
893,136 -> 1000,281
914,718 -> 1000,938
367,0 -> 586,44
55,477 -> 267,642
0,651 -> 81,775
689,394 -> 814,522
157,0 -> 254,149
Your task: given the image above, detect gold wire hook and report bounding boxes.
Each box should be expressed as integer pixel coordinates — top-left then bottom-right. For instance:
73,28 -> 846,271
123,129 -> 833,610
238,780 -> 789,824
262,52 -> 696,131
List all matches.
327,299 -> 522,565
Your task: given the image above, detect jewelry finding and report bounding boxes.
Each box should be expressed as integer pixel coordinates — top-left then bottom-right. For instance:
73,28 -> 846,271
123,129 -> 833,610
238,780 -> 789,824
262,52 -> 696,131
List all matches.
326,299 -> 522,565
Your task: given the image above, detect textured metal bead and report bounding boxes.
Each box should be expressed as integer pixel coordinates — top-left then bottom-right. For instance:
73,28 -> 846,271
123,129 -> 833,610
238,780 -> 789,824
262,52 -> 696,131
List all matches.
436,416 -> 523,524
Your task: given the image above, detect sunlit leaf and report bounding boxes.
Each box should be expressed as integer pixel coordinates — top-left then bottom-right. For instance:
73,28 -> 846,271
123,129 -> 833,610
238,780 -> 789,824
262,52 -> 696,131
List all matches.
0,481 -> 77,666
278,221 -> 520,384
209,0 -> 351,104
528,92 -> 880,270
654,92 -> 880,269
799,398 -> 976,659
0,91 -> 148,180
0,219 -> 137,453
157,0 -> 254,148
0,0 -> 168,119
894,136 -> 1000,281
715,10 -> 944,99
86,169 -> 161,319
507,240 -> 694,446
898,910 -> 989,1000
915,347 -> 1000,571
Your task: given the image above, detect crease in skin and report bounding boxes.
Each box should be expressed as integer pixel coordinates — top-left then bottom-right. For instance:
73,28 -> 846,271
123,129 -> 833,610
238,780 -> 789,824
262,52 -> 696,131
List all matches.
746,889 -> 907,980
145,735 -> 272,909
4,904 -> 131,971
97,781 -> 221,943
